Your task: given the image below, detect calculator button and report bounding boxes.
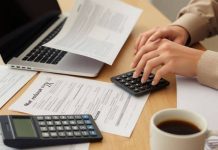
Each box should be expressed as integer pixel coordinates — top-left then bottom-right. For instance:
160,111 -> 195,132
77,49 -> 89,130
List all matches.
67,116 -> 75,120
148,74 -> 154,79
77,120 -> 84,125
74,115 -> 82,120
133,88 -> 139,92
66,131 -> 74,137
46,121 -> 54,126
44,116 -> 52,120
89,131 -> 97,136
62,121 -> 69,125
64,126 -> 71,130
135,78 -> 141,82
69,120 -> 76,125
40,127 -> 48,132
36,116 -> 44,121
139,86 -> 145,90
115,77 -> 121,81
127,72 -> 133,77
58,132 -> 66,137
120,79 -> 125,83
146,84 -> 152,88
87,125 -> 94,130
82,115 -> 89,120
121,74 -> 127,78
56,126 -> 64,131
124,82 -> 130,86
38,121 -> 46,126
135,83 -> 140,87
130,80 -> 136,84
50,132 -> 58,137
79,125 -> 86,130
52,116 -> 59,120
60,116 -> 67,120
48,126 -> 56,131
54,121 -> 62,125
81,131 -> 89,137
73,131 -> 81,137
146,79 -> 152,83
72,126 -> 79,130
129,85 -> 134,89
42,132 -> 50,138
84,120 -> 92,124
126,78 -> 132,82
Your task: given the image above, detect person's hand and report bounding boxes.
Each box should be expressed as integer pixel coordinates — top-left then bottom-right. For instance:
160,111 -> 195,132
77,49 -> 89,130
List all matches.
134,25 -> 190,54
131,39 -> 204,85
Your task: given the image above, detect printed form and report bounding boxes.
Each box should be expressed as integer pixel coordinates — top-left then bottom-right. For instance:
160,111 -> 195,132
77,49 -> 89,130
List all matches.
44,0 -> 142,65
0,66 -> 36,108
9,73 -> 149,137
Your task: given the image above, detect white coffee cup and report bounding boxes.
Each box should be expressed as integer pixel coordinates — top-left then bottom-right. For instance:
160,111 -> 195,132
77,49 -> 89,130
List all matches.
150,108 -> 218,150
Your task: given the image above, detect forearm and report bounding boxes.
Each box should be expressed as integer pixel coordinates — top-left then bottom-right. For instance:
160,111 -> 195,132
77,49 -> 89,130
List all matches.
172,0 -> 218,45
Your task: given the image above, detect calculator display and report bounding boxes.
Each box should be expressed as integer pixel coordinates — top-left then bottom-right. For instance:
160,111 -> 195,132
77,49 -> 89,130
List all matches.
12,118 -> 37,138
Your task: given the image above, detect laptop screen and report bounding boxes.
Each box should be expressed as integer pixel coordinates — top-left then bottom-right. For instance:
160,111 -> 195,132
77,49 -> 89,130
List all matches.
0,0 -> 61,63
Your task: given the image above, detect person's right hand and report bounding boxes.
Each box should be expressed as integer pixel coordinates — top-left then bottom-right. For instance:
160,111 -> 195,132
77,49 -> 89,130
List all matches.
131,39 -> 204,85
134,25 -> 190,54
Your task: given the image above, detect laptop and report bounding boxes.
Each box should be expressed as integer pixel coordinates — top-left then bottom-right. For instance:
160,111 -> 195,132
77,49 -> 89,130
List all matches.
0,0 -> 104,77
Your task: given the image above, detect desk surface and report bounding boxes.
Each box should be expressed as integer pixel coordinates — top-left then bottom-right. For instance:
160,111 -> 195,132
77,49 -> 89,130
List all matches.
0,0 -> 204,149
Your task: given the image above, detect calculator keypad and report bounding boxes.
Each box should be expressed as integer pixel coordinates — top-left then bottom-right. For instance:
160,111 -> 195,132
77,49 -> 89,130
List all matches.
35,115 -> 101,139
111,71 -> 169,96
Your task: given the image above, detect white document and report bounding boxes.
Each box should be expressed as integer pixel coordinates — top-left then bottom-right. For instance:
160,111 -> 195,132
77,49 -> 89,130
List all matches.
9,73 -> 148,137
0,132 -> 89,150
0,66 -> 36,108
44,0 -> 142,65
176,76 -> 218,130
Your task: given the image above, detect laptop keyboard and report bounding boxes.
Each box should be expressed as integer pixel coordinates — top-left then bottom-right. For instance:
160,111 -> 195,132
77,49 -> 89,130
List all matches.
22,20 -> 67,65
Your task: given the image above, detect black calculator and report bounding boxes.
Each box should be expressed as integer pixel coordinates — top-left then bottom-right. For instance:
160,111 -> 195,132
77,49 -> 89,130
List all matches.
111,71 -> 169,96
0,114 -> 103,149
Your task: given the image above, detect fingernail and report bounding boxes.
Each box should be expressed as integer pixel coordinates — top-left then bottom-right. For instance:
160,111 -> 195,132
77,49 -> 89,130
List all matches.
133,72 -> 138,78
151,81 -> 156,85
141,78 -> 146,83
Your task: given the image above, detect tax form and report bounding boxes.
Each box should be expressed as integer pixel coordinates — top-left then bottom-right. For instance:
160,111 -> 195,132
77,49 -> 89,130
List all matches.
9,73 -> 149,137
44,0 -> 142,65
0,66 -> 36,108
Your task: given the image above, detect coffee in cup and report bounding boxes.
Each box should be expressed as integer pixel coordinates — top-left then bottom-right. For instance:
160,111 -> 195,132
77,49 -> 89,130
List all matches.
157,119 -> 200,135
150,108 -> 218,150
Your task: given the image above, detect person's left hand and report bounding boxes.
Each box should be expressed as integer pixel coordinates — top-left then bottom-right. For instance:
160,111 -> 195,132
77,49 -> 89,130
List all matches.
131,39 -> 204,85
